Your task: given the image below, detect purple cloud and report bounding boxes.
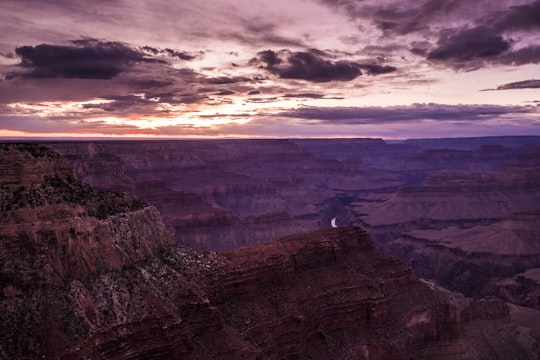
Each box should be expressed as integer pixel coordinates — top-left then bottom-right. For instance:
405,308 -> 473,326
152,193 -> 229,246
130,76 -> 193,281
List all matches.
493,79 -> 540,90
10,39 -> 152,80
204,76 -> 252,85
278,104 -> 538,124
496,45 -> 540,66
491,0 -> 540,31
317,0 -> 540,71
428,26 -> 511,70
250,49 -> 395,82
141,46 -> 198,61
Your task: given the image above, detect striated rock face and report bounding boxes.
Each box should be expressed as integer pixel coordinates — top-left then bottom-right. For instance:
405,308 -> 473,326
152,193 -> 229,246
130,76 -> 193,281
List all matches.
210,227 -> 460,359
0,144 -> 172,280
346,140 -> 540,308
2,144 -> 538,359
51,140 -> 396,250
50,142 -> 135,191
359,166 -> 540,307
45,139 -> 540,310
3,218 -> 538,359
208,227 -> 538,359
495,268 -> 540,309
0,143 -> 73,188
362,170 -> 540,226
0,145 -> 249,359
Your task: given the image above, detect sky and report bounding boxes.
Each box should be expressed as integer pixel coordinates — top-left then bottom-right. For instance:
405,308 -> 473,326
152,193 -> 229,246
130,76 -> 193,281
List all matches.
0,0 -> 539,139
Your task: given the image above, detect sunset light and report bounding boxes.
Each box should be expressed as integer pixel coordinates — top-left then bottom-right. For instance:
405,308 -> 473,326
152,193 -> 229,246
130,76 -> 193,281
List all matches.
1,0 -> 539,139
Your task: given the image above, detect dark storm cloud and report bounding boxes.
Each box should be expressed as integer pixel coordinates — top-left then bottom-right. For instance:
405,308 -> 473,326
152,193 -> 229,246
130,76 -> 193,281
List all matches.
80,94 -> 158,113
371,8 -> 425,36
357,63 -> 397,74
255,50 -> 283,68
278,104 -> 537,124
165,48 -> 196,61
10,40 -> 150,80
492,79 -> 540,90
129,79 -> 174,89
427,26 -> 512,70
250,49 -> 395,82
496,45 -> 540,66
423,1 -> 540,70
317,0 -> 464,35
421,0 -> 540,70
77,89 -> 213,116
142,91 -> 209,105
491,0 -> 540,31
277,52 -> 361,81
317,0 -> 540,70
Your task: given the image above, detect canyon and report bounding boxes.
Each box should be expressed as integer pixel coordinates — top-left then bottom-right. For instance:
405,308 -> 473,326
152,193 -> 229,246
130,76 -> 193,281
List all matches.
2,137 -> 540,358
1,142 -> 539,359
47,137 -> 540,309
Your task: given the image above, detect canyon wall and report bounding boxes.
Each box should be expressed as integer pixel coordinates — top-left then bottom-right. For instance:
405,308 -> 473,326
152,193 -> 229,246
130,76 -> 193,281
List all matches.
355,144 -> 540,309
51,140 -> 403,251
47,138 -> 540,309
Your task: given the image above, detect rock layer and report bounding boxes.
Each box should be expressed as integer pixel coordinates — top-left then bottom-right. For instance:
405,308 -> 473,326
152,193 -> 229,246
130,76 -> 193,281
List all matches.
42,139 -> 540,311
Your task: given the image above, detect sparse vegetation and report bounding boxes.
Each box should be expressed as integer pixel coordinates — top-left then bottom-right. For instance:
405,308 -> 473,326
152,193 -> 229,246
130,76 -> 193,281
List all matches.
2,174 -> 146,219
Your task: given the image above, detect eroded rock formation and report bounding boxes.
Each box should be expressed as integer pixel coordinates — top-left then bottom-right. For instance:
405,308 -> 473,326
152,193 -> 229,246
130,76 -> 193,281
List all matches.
41,139 -> 540,310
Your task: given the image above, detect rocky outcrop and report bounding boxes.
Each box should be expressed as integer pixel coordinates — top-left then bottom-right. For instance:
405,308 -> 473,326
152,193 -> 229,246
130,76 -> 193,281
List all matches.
0,143 -> 73,188
3,220 -> 538,359
496,269 -> 540,309
0,144 -> 171,281
51,142 -> 135,191
207,227 -> 538,359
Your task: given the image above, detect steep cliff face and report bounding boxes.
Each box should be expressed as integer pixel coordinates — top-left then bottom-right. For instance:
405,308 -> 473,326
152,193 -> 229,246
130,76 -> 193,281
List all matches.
0,143 -> 73,188
362,170 -> 540,226
2,144 -> 538,359
208,227 -> 538,359
51,142 -> 134,191
359,162 -> 540,307
495,268 -> 540,309
0,144 -> 183,359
